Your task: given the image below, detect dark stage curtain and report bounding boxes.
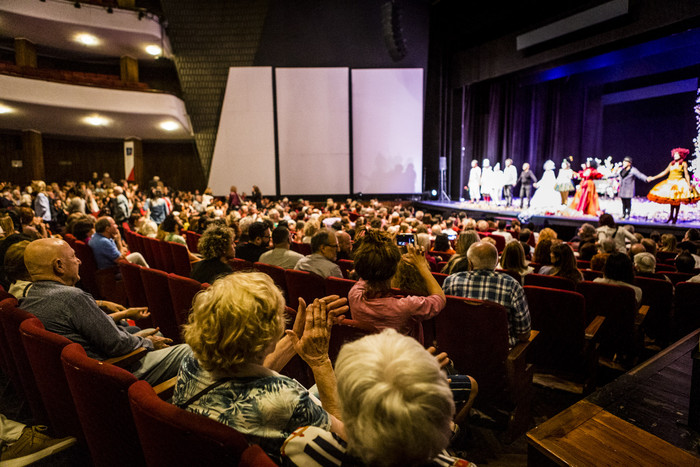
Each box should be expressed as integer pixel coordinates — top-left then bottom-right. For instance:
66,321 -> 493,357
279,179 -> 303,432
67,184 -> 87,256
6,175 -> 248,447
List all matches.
451,77 -> 602,199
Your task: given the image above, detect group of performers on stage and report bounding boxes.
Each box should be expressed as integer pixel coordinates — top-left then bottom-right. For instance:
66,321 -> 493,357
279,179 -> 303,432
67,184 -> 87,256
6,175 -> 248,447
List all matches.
466,147 -> 700,223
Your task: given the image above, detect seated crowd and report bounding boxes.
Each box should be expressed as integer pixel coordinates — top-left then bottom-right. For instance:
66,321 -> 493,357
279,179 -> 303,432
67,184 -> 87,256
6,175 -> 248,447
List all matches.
1,175 -> 700,465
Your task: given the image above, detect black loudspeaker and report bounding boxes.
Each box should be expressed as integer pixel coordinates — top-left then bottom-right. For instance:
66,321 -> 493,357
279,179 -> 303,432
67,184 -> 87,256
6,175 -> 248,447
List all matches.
381,1 -> 407,62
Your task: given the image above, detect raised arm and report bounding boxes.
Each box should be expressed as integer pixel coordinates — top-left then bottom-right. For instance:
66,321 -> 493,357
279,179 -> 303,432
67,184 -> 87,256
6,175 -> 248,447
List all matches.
649,162 -> 671,182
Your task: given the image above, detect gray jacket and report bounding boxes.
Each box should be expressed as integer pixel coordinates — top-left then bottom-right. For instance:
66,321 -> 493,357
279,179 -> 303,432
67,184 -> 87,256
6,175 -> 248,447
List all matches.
617,167 -> 647,198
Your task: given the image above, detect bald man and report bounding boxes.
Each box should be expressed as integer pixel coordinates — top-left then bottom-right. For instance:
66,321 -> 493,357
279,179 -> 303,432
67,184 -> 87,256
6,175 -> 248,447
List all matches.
21,238 -> 191,385
442,241 -> 531,347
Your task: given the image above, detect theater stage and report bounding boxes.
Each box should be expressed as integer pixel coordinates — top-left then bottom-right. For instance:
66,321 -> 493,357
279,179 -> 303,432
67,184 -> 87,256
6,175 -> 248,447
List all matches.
416,196 -> 700,237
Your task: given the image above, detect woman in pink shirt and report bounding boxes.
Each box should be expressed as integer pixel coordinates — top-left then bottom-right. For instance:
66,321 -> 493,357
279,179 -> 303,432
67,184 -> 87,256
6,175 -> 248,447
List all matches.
348,230 -> 446,344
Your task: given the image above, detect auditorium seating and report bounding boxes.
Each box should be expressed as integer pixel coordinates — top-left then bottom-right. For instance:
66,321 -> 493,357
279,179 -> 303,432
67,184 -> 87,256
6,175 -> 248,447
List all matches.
254,262 -> 288,297
167,273 -> 206,326
425,295 -> 538,442
324,276 -> 356,305
119,260 -> 149,309
156,241 -> 176,273
73,240 -> 126,303
290,241 -> 312,256
169,241 -> 193,277
184,230 -> 201,254
284,269 -> 326,309
327,319 -> 379,363
524,273 -> 576,291
128,380 -> 254,467
524,286 -> 604,394
0,299 -> 49,425
634,276 -> 674,346
337,258 -> 354,278
140,267 -> 182,342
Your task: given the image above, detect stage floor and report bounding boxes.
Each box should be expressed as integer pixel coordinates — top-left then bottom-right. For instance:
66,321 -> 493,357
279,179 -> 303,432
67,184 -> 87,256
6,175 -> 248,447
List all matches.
416,196 -> 700,235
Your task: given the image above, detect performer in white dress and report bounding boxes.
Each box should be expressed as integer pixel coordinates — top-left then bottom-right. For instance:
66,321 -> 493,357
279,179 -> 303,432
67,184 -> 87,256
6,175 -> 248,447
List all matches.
468,160 -> 481,201
491,162 -> 504,204
530,160 -> 561,209
554,159 -> 575,205
480,159 -> 494,202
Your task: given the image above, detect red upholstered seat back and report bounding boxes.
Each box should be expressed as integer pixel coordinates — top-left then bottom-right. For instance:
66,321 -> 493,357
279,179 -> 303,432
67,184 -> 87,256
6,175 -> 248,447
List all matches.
524,273 -> 576,291
128,380 -> 250,467
254,262 -> 288,298
61,343 -> 144,466
119,261 -> 148,308
284,269 -> 326,310
73,240 -> 100,296
169,241 -> 192,277
156,240 -> 175,273
634,276 -> 674,345
20,318 -> 82,439
167,273 -> 206,326
0,300 -> 48,424
327,319 -> 379,364
140,267 -> 181,342
324,276 -> 356,303
184,230 -> 201,254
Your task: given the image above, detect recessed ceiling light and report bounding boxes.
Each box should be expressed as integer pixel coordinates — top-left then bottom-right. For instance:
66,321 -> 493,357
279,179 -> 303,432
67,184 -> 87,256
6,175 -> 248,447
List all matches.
160,121 -> 179,131
84,115 -> 109,126
0,104 -> 14,114
75,33 -> 99,46
145,45 -> 162,56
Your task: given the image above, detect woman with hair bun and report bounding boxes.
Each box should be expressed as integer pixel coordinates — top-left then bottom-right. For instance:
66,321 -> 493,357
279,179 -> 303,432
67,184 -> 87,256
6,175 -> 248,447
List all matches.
647,148 -> 700,224
349,230 -> 445,344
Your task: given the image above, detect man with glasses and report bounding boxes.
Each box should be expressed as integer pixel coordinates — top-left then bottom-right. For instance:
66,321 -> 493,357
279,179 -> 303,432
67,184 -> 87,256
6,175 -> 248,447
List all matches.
294,230 -> 343,278
235,221 -> 271,263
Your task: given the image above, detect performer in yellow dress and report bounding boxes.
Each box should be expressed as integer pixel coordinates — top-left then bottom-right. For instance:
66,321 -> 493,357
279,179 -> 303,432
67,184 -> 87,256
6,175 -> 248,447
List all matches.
647,147 -> 700,223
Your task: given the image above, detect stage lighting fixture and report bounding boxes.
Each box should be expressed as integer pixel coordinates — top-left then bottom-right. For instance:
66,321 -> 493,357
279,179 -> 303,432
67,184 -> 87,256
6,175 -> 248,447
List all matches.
431,189 -> 438,197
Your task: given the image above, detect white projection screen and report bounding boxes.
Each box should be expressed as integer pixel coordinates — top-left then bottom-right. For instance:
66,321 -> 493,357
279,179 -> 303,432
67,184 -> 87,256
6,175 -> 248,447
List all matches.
352,69 -> 423,194
208,67 -> 276,196
276,68 -> 350,195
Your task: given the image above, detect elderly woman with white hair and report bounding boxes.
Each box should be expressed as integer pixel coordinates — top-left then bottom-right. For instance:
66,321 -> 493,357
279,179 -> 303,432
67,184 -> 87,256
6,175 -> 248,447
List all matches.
173,272 -> 347,463
282,329 -> 476,466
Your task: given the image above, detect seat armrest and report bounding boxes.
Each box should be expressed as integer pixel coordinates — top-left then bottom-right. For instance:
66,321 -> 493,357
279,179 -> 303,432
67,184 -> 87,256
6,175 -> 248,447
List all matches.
153,376 -> 177,400
506,330 -> 538,387
104,347 -> 147,368
585,316 -> 605,340
635,305 -> 650,327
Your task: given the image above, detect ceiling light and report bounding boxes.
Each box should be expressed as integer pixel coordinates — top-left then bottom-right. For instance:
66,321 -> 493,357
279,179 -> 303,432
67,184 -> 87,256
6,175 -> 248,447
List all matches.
0,104 -> 14,114
75,33 -> 99,46
159,121 -> 180,131
145,45 -> 162,56
84,115 -> 109,126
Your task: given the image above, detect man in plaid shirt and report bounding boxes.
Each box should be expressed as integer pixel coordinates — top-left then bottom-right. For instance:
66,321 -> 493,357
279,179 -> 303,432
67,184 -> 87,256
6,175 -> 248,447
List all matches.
442,242 -> 531,347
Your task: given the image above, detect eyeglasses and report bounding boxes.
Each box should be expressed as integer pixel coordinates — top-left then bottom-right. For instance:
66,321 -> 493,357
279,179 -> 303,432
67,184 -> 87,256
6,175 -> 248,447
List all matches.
325,243 -> 339,249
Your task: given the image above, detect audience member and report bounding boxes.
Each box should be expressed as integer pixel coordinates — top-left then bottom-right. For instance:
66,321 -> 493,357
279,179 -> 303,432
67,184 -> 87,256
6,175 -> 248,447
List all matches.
21,238 -> 189,385
282,329 -> 476,467
532,239 -> 552,266
442,230 -> 479,275
538,242 -> 582,283
190,224 -> 235,284
676,251 -> 697,273
498,240 -> 532,283
659,234 -> 677,253
443,242 -> 531,347
578,242 -> 597,261
294,230 -> 343,279
235,221 -> 270,263
349,231 -> 444,343
174,272 -> 347,463
590,252 -> 609,272
596,213 -> 637,253
594,252 -> 642,304
0,414 -> 76,465
4,240 -> 31,299
88,216 -> 148,269
259,226 -> 304,269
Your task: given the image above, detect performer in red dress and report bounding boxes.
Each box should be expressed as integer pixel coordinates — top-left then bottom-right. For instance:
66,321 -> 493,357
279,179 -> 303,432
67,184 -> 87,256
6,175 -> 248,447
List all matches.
570,159 -> 604,216
647,148 -> 700,223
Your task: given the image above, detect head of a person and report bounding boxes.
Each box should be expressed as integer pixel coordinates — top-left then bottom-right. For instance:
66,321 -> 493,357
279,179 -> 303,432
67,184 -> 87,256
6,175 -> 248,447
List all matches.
550,242 -> 577,272
475,220 -> 489,233
634,252 -> 656,274
597,238 -> 615,254
198,224 -> 236,261
353,230 -> 401,286
561,159 -> 570,169
183,272 -> 285,372
433,234 -> 451,252
598,213 -> 615,228
160,214 -> 180,234
95,216 -> 119,239
603,252 -> 635,284
543,160 -> 555,171
311,229 -> 338,261
660,234 -> 677,252
676,252 -> 696,273
4,240 -> 31,284
454,230 -> 480,256
247,222 -> 270,247
533,239 -> 552,265
672,147 -> 689,162
24,238 -> 81,286
623,156 -> 632,168
303,220 -> 319,238
271,226 -> 291,248
467,241 -> 498,271
628,243 -> 646,258
523,162 -> 530,171
500,240 -> 527,273
538,228 -> 558,244
578,242 -> 597,261
335,329 -> 454,466
72,218 -> 95,242
640,238 -> 657,256
684,228 -> 700,242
